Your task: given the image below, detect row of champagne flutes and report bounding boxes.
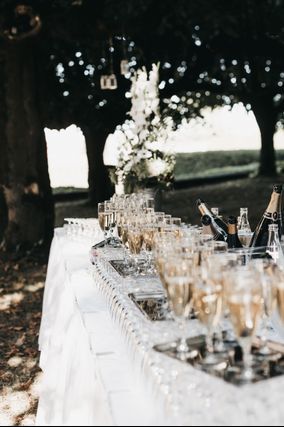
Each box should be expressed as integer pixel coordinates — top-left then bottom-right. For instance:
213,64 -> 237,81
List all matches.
97,193 -> 284,384
154,230 -> 284,382
98,193 -> 183,275
64,217 -> 103,243
91,254 -> 185,423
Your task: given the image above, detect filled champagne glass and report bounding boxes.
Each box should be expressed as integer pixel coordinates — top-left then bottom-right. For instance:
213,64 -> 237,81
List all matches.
273,268 -> 284,339
163,257 -> 195,359
98,202 -> 111,245
128,226 -> 144,275
143,225 -> 156,274
226,267 -> 263,383
193,274 -> 223,366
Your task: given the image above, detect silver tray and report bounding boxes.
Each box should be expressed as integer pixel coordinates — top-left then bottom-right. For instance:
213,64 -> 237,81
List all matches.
110,259 -> 153,278
129,292 -> 171,321
154,335 -> 284,386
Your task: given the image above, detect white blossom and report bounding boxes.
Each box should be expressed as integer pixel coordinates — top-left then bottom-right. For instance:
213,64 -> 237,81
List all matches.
113,63 -> 176,187
147,158 -> 169,177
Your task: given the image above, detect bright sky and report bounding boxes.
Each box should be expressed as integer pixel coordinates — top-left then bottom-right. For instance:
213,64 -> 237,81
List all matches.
45,103 -> 284,188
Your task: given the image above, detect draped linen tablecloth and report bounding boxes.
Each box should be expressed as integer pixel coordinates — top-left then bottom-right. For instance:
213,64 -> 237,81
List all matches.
37,227 -> 284,427
37,228 -> 159,426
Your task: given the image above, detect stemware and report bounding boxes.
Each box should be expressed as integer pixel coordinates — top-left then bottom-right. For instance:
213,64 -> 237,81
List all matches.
250,259 -> 277,356
128,226 -> 144,275
143,224 -> 156,274
225,266 -> 263,383
98,202 -> 110,245
193,272 -> 224,367
163,256 -> 196,359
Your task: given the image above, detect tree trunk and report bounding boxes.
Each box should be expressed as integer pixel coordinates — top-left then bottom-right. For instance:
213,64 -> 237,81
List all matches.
1,39 -> 54,251
253,100 -> 277,176
82,125 -> 114,204
0,53 -> 8,242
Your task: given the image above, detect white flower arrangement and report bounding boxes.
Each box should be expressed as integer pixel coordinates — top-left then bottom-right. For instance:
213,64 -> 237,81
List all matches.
112,64 -> 176,192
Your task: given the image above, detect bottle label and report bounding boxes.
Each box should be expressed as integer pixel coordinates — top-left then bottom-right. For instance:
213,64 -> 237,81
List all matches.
264,211 -> 282,220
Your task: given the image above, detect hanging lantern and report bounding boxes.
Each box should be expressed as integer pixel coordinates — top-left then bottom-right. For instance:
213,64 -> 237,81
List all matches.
107,73 -> 118,90
100,37 -> 118,90
100,75 -> 109,90
100,73 -> 118,90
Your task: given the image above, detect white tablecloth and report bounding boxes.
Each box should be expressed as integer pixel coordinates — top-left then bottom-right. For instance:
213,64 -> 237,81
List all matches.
37,229 -> 160,426
37,228 -> 284,426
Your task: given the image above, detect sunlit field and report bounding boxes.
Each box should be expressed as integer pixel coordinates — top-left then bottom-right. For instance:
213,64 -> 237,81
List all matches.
46,103 -> 284,189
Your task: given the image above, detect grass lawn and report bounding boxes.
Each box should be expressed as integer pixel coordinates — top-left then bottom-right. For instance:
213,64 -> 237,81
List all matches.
55,175 -> 284,231
174,150 -> 284,181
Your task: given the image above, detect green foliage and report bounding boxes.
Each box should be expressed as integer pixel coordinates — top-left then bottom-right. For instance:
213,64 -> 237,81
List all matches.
108,0 -> 284,125
1,0 -> 284,134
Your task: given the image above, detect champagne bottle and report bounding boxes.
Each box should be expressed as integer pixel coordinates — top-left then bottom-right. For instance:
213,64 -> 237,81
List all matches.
201,215 -> 226,242
227,216 -> 243,249
197,199 -> 228,234
250,184 -> 283,248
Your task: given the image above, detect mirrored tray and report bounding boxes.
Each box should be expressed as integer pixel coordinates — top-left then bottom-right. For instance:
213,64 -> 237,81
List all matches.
110,259 -> 154,278
154,334 -> 284,386
129,292 -> 171,321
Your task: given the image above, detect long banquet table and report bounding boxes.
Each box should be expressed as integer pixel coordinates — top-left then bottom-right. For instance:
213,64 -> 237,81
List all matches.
37,226 -> 284,426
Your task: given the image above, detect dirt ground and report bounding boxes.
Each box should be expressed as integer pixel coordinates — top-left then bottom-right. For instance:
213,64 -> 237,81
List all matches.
0,175 -> 282,426
0,255 -> 46,426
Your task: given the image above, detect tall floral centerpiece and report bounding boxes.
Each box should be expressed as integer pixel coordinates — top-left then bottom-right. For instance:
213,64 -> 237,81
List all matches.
112,64 -> 176,194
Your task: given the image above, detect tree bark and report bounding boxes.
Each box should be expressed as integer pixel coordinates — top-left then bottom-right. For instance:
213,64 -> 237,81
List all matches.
0,53 -> 8,242
82,124 -> 114,204
1,39 -> 54,251
252,99 -> 278,177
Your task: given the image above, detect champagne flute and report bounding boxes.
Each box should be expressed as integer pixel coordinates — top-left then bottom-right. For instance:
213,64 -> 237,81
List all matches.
105,201 -> 118,247
163,256 -> 196,359
143,224 -> 156,274
128,226 -> 144,275
251,259 -> 277,356
98,202 -> 110,245
193,273 -> 224,366
226,267 -> 263,383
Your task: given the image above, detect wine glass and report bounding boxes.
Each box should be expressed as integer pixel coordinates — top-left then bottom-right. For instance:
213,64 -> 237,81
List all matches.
193,272 -> 224,367
105,201 -> 119,247
143,224 -> 156,274
128,226 -> 144,275
275,269 -> 284,329
98,202 -> 110,245
225,266 -> 263,383
163,256 -> 196,360
250,259 -> 277,356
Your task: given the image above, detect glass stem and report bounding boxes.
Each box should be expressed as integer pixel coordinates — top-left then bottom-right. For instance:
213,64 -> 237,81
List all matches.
259,315 -> 271,355
206,327 -> 214,354
177,318 -> 189,356
241,339 -> 253,379
133,255 -> 140,276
